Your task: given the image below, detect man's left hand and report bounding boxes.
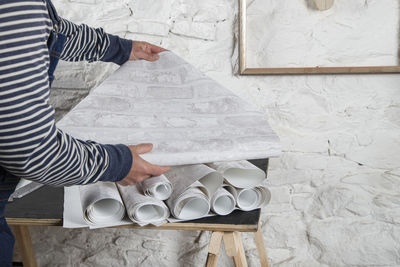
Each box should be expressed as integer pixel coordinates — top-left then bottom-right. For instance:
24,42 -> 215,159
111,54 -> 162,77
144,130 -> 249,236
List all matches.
130,41 -> 167,61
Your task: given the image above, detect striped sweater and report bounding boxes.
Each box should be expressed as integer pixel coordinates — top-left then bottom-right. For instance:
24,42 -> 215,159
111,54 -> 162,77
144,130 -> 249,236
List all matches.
0,0 -> 133,186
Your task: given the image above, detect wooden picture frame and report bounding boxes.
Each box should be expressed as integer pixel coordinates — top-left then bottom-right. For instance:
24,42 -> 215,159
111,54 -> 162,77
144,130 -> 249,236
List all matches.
238,0 -> 400,75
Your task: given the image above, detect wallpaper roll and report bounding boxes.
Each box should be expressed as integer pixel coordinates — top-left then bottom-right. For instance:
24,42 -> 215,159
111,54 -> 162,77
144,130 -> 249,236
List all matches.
79,182 -> 126,226
197,169 -> 224,197
140,174 -> 172,200
166,181 -> 210,220
207,161 -> 266,188
236,188 -> 259,211
254,184 -> 272,208
211,187 -> 236,215
164,164 -> 222,198
65,162 -> 272,228
164,164 -> 224,220
236,185 -> 271,211
117,183 -> 169,226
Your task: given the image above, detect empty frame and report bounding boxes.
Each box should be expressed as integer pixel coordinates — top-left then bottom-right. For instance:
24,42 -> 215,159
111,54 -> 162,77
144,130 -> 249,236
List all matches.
239,0 -> 400,75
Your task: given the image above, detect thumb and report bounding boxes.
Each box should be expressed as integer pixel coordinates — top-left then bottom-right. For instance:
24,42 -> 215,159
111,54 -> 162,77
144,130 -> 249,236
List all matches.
133,143 -> 153,154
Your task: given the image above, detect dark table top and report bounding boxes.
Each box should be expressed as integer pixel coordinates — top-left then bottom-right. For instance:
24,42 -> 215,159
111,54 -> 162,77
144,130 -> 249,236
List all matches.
5,159 -> 268,231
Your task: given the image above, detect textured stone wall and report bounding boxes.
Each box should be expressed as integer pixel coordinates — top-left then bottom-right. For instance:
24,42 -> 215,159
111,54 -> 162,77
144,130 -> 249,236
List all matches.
18,0 -> 400,266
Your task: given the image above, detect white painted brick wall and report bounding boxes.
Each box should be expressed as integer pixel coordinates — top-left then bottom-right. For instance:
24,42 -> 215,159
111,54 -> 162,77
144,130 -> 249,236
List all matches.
21,0 -> 400,266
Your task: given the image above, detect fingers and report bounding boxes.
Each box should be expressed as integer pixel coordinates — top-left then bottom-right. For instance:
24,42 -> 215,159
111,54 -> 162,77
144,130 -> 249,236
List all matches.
140,52 -> 160,62
117,180 -> 130,186
130,41 -> 167,61
131,144 -> 170,176
118,173 -> 152,186
132,143 -> 153,154
132,50 -> 159,61
147,164 -> 170,177
135,174 -> 152,182
122,144 -> 170,186
149,44 -> 168,53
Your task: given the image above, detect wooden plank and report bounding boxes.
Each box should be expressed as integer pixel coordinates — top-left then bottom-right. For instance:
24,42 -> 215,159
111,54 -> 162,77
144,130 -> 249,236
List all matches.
234,232 -> 248,267
239,0 -> 247,74
254,227 -> 269,267
12,226 -> 37,267
206,253 -> 219,267
242,66 -> 400,75
7,208 -> 260,225
115,222 -> 258,232
6,208 -> 260,228
6,208 -> 260,232
7,218 -> 258,232
223,232 -> 239,256
205,231 -> 224,267
208,232 -> 224,254
223,232 -> 248,267
7,218 -> 62,226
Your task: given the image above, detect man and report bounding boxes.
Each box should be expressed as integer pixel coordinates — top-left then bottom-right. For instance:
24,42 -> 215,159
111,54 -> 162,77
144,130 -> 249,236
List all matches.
0,0 -> 170,264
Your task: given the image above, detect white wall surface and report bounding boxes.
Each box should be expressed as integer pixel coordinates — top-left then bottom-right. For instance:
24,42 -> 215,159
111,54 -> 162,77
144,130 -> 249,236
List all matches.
22,0 -> 400,266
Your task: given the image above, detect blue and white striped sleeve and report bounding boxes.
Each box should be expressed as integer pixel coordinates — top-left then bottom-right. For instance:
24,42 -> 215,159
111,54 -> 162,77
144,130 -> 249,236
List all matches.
0,0 -> 133,186
59,18 -> 132,65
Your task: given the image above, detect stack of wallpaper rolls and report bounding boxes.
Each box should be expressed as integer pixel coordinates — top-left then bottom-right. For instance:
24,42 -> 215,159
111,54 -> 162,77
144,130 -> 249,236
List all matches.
77,160 -> 271,227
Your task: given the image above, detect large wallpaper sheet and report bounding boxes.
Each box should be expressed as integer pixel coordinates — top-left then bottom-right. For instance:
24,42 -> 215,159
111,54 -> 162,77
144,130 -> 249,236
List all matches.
58,51 -> 281,166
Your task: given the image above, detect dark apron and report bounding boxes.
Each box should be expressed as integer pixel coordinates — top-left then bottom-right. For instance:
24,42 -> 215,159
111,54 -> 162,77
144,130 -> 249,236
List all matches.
0,0 -> 66,264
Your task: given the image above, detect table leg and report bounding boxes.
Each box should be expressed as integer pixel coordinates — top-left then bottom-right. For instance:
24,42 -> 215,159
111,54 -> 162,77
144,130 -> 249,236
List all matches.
205,231 -> 224,267
223,232 -> 248,267
235,232 -> 247,267
254,227 -> 269,267
12,225 -> 37,267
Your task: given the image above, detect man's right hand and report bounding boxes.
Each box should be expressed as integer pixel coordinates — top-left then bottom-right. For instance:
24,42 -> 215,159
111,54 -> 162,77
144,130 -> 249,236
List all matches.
118,143 -> 170,186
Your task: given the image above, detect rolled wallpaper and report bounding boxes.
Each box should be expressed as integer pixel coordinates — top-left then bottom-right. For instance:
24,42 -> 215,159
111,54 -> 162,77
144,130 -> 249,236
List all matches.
166,181 -> 210,220
210,187 -> 236,215
207,161 -> 266,188
235,185 -> 271,211
79,182 -> 126,226
164,165 -> 223,220
64,161 -> 272,228
140,174 -> 172,201
117,183 -> 169,226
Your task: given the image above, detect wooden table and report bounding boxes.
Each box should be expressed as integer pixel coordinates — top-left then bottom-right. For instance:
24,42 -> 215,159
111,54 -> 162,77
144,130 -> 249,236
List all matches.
5,159 -> 270,267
